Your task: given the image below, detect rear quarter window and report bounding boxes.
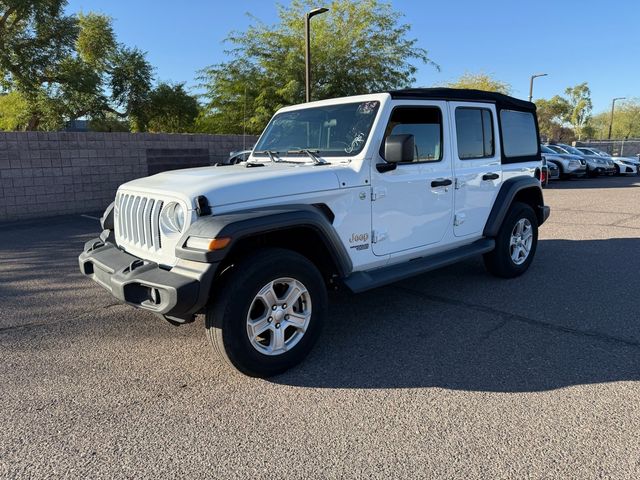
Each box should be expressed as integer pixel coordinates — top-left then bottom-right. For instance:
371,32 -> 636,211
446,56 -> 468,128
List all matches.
500,110 -> 538,158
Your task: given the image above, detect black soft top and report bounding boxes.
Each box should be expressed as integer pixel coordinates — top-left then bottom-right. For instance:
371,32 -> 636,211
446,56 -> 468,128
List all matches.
388,88 -> 536,112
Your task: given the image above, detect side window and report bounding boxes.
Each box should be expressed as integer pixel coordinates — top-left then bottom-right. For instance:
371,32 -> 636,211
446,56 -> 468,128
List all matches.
455,107 -> 494,159
500,110 -> 538,157
381,107 -> 442,162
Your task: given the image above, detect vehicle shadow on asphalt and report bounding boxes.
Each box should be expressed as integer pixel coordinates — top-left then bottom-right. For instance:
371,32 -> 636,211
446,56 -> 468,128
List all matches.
273,237 -> 640,392
547,176 -> 640,190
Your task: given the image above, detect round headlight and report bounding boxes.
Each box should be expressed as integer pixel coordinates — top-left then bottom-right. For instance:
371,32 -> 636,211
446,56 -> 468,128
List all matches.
160,202 -> 185,234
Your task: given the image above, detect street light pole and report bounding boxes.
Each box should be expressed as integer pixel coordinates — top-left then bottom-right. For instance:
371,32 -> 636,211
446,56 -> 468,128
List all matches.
528,73 -> 548,102
608,97 -> 626,140
305,7 -> 328,103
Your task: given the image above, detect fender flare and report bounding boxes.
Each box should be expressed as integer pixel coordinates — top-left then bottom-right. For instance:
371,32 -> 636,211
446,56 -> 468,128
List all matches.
100,201 -> 115,231
175,204 -> 353,277
483,177 -> 547,237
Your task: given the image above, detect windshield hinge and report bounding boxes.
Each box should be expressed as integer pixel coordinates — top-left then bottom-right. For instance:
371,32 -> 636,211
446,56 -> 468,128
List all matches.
371,230 -> 387,244
371,187 -> 386,201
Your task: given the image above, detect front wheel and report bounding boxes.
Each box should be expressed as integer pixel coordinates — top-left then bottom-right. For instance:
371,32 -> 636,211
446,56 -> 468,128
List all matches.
206,248 -> 327,377
484,202 -> 539,278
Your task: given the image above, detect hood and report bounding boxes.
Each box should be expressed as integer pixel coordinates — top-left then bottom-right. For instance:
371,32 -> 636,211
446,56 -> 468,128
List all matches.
612,156 -> 640,163
554,153 -> 583,161
119,162 -> 347,209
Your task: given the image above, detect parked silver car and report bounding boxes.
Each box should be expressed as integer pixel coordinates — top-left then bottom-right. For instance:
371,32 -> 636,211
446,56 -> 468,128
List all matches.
576,147 -> 639,176
549,144 -> 615,177
540,145 -> 586,180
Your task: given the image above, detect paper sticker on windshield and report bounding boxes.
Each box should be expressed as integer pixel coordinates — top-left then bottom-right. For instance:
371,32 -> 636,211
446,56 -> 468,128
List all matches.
357,102 -> 378,115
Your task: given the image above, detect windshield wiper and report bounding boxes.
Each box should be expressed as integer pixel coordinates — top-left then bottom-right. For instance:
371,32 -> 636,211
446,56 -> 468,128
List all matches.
253,150 -> 281,162
286,149 -> 328,165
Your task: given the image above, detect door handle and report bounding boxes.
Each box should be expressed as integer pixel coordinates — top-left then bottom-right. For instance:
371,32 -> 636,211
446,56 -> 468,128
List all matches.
431,178 -> 452,188
482,172 -> 500,181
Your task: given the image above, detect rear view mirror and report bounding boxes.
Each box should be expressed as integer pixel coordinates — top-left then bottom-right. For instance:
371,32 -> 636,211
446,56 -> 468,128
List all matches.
384,134 -> 414,163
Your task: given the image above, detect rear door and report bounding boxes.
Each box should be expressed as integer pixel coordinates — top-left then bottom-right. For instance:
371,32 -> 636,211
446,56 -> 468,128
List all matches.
449,102 -> 502,237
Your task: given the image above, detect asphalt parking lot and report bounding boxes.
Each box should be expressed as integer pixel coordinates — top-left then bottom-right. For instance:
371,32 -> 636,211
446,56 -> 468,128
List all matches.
2,176 -> 640,479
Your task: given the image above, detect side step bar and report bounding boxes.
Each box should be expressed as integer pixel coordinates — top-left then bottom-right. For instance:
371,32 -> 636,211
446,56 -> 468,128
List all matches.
343,238 -> 495,293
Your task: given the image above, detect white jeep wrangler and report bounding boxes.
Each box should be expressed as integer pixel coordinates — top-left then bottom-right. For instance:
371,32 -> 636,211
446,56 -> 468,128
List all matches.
79,88 -> 550,377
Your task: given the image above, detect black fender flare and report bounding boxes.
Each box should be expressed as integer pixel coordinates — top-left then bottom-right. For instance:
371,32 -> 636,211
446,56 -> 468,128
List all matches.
483,177 -> 548,237
175,204 -> 353,277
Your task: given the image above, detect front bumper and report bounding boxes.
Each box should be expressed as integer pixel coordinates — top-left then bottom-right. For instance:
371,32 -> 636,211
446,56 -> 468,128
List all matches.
540,205 -> 551,225
588,165 -> 615,175
618,164 -> 638,175
78,238 -> 215,322
567,165 -> 586,176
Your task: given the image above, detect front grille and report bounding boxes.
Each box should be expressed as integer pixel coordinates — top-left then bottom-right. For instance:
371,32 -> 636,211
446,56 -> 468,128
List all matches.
115,193 -> 163,251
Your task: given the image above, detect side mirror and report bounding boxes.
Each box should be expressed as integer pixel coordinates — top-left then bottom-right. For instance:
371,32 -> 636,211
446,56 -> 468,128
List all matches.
384,134 -> 415,163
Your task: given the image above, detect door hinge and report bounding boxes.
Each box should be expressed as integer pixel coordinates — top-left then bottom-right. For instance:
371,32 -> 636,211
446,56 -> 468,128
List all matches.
454,213 -> 466,226
371,230 -> 387,243
455,178 -> 464,189
371,187 -> 386,201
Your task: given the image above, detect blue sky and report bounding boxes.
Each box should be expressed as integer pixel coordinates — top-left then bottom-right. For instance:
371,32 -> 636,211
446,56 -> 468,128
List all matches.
65,0 -> 640,113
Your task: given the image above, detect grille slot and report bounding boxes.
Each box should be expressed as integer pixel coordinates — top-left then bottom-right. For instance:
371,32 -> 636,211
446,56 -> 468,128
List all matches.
116,193 -> 164,251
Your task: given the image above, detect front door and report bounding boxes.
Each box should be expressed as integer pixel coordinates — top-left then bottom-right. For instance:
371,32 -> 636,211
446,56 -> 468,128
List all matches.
371,101 -> 454,256
449,102 -> 502,237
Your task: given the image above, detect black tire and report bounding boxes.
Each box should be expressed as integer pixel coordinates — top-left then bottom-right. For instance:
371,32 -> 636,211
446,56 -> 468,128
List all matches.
483,202 -> 538,278
206,248 -> 327,377
559,166 -> 570,181
614,165 -> 620,176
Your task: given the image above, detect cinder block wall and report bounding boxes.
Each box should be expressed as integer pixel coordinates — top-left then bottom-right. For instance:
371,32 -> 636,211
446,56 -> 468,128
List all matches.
576,140 -> 640,157
0,132 -> 257,222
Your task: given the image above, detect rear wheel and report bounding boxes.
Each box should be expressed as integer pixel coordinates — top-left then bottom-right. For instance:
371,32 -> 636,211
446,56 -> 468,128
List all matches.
206,248 -> 327,377
484,202 -> 538,278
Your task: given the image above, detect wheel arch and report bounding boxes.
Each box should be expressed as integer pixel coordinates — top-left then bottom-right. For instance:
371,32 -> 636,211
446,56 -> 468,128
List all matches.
175,204 -> 352,284
484,177 -> 548,237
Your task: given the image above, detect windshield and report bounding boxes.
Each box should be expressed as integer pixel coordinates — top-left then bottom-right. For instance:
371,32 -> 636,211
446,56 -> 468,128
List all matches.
561,145 -> 583,155
540,145 -> 555,154
254,101 -> 380,158
547,145 -> 567,154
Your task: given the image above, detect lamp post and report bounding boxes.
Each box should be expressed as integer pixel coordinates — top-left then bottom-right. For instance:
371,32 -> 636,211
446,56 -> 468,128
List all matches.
305,7 -> 328,102
608,97 -> 626,140
528,73 -> 547,102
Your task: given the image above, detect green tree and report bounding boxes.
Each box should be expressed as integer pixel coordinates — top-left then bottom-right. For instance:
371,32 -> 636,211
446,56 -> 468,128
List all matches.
564,82 -> 592,140
109,46 -> 153,131
535,95 -> 570,141
0,1 -> 154,130
145,83 -> 199,133
198,0 -> 437,134
612,99 -> 640,139
588,101 -> 640,140
445,72 -> 511,94
0,91 -> 29,130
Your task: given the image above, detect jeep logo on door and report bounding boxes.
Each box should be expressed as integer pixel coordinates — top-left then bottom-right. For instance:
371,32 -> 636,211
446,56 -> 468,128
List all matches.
349,232 -> 369,244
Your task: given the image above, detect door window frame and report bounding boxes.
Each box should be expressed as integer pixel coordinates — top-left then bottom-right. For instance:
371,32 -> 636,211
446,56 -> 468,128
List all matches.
378,105 -> 444,165
454,107 -> 495,161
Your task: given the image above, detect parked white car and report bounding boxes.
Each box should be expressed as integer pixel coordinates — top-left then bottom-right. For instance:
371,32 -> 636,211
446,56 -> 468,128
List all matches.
79,88 -> 549,377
